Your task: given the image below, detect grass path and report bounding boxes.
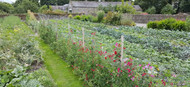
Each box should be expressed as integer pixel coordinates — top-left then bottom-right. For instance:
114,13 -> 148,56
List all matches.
38,39 -> 83,87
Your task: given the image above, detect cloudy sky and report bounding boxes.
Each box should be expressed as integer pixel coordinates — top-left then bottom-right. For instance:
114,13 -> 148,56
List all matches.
0,0 -> 16,3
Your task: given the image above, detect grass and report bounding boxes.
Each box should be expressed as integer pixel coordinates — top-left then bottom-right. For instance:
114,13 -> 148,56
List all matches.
24,23 -> 83,87
38,40 -> 83,87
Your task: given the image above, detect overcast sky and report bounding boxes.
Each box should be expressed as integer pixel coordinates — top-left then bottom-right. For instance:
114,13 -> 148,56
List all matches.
0,0 -> 16,3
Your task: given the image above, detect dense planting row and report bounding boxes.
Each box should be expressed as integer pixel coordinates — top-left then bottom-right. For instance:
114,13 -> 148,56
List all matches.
28,18 -> 190,86
0,16 -> 56,87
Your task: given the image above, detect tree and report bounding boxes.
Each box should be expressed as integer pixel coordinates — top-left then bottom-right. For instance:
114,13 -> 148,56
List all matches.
179,0 -> 190,12
14,0 -> 39,7
161,4 -> 176,14
14,0 -> 39,13
0,2 -> 14,13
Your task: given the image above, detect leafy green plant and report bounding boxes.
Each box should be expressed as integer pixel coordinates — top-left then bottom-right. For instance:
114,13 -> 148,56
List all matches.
97,10 -> 105,23
116,1 -> 136,14
73,15 -> 81,20
185,16 -> 190,31
120,14 -> 136,26
172,20 -> 186,31
39,5 -> 52,13
147,21 -> 158,29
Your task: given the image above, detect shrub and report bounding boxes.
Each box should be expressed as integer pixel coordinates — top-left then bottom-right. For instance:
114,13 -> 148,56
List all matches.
92,16 -> 98,22
43,9 -> 66,15
105,11 -> 113,24
157,18 -> 177,30
172,21 -> 186,31
39,5 -> 52,13
0,10 -> 7,14
161,4 -> 176,14
116,1 -> 136,14
186,16 -> 190,31
147,21 -> 158,29
68,14 -> 73,19
97,10 -> 105,23
81,15 -> 93,21
105,12 -> 121,25
147,18 -> 188,31
73,15 -> 81,20
121,14 -> 136,26
145,6 -> 156,14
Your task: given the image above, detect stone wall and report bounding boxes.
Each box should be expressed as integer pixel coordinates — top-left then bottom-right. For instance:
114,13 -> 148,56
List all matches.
131,14 -> 189,23
72,7 -> 98,15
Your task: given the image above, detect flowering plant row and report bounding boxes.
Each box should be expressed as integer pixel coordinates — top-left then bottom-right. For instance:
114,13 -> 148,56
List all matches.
28,19 -> 190,86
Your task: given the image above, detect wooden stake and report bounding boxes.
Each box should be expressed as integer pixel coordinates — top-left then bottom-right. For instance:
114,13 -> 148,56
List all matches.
56,22 -> 58,41
120,35 -> 124,64
68,23 -> 71,37
82,27 -> 85,47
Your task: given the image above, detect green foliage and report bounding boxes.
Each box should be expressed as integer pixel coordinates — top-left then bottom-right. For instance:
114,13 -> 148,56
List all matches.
105,11 -> 121,25
172,20 -> 186,31
0,2 -> 14,13
98,4 -> 117,13
145,6 -> 156,14
157,18 -> 177,29
134,0 -> 168,13
1,16 -> 22,29
0,10 -> 7,14
29,19 -> 190,87
40,0 -> 69,5
185,16 -> 190,31
120,14 -> 136,26
43,9 -> 66,15
179,0 -> 190,12
14,0 -> 39,13
147,21 -> 158,29
39,5 -> 52,13
73,15 -> 81,20
117,1 -> 136,14
97,10 -> 105,23
147,18 -> 187,31
161,4 -> 176,14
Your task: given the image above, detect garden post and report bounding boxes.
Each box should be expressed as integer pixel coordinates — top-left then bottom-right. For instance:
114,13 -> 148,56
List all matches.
121,35 -> 124,65
82,27 -> 85,47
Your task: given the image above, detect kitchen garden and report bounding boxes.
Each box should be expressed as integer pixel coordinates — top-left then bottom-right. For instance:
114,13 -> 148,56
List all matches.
27,15 -> 190,86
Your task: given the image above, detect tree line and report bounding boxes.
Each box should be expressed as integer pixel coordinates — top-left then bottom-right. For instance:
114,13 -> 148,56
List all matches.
0,0 -> 189,14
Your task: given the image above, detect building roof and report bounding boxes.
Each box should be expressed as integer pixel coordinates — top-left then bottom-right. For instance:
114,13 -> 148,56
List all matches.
70,1 -> 131,8
70,1 -> 142,11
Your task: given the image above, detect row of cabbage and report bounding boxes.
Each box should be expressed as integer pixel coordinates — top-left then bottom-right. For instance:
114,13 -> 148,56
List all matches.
28,19 -> 190,87
59,19 -> 190,79
0,16 -> 56,87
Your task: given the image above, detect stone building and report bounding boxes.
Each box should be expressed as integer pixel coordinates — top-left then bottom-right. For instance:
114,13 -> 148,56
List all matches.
52,1 -> 142,15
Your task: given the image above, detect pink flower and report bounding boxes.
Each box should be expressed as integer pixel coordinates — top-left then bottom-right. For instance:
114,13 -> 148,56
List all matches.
145,65 -> 149,68
172,74 -> 176,77
139,64 -> 142,67
131,76 -> 135,81
142,73 -> 146,76
126,68 -> 131,73
114,51 -> 117,55
149,66 -> 153,70
117,68 -> 120,73
143,66 -> 145,69
150,74 -> 154,77
115,43 -> 118,47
